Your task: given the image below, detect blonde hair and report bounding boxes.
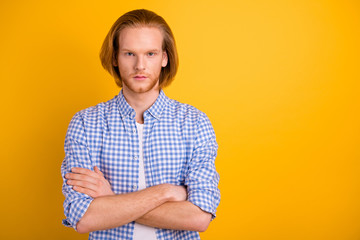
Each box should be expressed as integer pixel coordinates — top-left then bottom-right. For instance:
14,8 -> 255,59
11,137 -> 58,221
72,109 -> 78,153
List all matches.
100,9 -> 179,88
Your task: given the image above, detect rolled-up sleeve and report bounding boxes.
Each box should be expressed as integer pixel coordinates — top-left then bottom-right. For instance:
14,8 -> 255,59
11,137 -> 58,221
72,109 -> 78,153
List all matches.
61,112 -> 94,230
185,112 -> 220,219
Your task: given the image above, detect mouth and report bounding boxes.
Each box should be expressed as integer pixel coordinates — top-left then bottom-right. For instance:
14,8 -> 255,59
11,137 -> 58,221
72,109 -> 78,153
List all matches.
133,75 -> 148,80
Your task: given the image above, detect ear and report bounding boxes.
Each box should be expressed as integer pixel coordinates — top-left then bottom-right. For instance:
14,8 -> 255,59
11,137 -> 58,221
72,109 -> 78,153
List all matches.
161,51 -> 168,67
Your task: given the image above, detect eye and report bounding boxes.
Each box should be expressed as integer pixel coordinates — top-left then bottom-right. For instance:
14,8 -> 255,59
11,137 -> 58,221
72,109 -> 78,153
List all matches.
147,52 -> 156,57
125,52 -> 134,56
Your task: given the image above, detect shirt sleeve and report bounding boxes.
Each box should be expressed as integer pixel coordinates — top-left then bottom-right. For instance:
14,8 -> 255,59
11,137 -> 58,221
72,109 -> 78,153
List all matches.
185,112 -> 220,219
61,112 -> 94,230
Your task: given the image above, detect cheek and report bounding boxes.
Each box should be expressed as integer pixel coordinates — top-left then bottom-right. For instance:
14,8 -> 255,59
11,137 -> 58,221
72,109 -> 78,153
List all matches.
152,59 -> 165,71
118,61 -> 132,73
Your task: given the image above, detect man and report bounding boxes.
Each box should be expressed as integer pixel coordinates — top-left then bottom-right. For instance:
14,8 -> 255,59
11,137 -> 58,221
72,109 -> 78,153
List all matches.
61,9 -> 220,240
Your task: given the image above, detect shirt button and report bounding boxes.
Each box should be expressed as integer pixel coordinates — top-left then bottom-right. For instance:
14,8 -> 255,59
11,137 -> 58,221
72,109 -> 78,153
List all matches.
134,156 -> 138,160
133,129 -> 136,134
133,184 -> 137,190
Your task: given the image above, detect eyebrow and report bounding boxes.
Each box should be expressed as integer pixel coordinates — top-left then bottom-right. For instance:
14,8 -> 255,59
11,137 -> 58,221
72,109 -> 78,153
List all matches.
120,49 -> 161,52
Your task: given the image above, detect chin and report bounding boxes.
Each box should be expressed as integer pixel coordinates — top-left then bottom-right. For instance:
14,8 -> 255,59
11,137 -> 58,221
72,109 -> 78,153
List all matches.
123,80 -> 160,94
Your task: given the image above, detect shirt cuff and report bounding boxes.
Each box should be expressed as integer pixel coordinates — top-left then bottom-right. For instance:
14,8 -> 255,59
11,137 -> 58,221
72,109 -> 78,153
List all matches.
62,197 -> 93,231
187,188 -> 220,220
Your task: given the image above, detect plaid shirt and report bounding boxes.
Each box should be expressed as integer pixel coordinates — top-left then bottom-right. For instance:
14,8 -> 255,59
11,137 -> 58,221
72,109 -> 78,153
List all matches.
61,90 -> 220,240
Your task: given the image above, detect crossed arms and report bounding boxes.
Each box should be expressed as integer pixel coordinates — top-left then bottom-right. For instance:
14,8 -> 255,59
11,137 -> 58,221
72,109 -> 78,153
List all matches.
65,167 -> 212,233
62,111 -> 220,234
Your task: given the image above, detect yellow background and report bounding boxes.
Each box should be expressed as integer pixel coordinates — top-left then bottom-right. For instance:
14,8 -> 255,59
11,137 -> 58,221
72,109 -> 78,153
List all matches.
1,0 -> 359,239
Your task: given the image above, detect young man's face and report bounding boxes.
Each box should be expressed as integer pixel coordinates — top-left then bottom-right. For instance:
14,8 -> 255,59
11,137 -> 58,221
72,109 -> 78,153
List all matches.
115,27 -> 168,94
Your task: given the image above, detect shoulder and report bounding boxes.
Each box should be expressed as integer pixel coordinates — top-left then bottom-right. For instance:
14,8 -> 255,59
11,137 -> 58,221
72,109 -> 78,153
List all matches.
166,98 -> 203,117
74,95 -> 118,119
67,95 -> 118,131
166,98 -> 211,124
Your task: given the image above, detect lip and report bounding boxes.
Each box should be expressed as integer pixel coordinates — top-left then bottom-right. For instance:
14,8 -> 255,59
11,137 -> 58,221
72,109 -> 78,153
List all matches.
133,75 -> 147,80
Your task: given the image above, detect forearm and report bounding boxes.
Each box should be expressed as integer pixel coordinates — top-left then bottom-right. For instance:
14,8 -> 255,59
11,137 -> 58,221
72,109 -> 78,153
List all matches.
76,184 -> 175,233
136,201 -> 212,232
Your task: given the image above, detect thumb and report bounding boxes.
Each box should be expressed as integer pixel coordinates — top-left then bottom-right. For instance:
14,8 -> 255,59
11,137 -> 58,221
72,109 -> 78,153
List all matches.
94,166 -> 104,176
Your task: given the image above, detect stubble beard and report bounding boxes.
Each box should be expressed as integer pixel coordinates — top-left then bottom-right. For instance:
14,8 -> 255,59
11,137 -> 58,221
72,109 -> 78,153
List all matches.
121,72 -> 160,94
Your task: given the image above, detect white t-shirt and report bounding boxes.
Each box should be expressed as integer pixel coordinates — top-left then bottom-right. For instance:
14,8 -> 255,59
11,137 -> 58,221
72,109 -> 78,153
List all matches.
133,122 -> 157,240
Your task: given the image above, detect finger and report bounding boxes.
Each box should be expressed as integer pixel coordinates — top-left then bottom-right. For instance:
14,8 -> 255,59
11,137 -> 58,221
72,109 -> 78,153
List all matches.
72,185 -> 97,198
65,173 -> 100,185
94,166 -> 104,176
67,179 -> 98,192
68,167 -> 101,180
71,167 -> 97,176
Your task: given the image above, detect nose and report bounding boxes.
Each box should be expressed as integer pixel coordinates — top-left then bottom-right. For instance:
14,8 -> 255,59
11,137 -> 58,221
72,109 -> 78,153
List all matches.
135,56 -> 145,71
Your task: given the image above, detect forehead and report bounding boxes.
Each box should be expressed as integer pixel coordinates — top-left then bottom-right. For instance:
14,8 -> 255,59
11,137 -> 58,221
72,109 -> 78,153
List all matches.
118,27 -> 163,51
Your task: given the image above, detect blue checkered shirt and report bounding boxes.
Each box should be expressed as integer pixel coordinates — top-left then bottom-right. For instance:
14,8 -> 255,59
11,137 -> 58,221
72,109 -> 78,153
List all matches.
61,90 -> 220,240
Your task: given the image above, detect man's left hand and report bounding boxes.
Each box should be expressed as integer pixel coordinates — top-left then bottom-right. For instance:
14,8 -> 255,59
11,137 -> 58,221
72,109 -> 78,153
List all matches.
65,166 -> 115,198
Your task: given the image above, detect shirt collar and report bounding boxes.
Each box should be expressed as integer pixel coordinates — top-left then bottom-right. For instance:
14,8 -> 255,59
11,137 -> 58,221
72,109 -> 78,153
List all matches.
116,89 -> 169,120
146,89 -> 169,119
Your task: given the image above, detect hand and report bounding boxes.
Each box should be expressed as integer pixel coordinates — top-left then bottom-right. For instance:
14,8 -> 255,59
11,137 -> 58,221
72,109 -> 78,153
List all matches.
161,184 -> 187,202
65,166 -> 115,198
171,185 -> 187,202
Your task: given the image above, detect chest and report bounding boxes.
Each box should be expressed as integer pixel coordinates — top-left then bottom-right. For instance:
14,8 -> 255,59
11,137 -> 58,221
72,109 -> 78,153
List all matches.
94,117 -> 191,193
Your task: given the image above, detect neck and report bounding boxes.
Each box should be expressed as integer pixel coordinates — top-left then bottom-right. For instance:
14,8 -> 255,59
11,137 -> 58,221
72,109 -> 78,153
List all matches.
122,87 -> 160,124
